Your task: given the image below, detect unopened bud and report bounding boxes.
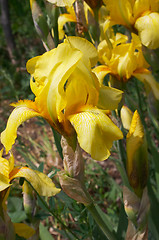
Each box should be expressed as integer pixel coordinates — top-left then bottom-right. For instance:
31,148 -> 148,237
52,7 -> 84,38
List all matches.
61,137 -> 84,182
23,181 -> 36,218
58,171 -> 92,205
126,110 -> 148,197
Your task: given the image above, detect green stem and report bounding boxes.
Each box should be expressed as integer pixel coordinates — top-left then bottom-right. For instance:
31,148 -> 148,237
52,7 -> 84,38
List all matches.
25,180 -> 80,240
104,31 -> 113,50
86,203 -> 117,240
52,7 -> 59,47
51,127 -> 63,160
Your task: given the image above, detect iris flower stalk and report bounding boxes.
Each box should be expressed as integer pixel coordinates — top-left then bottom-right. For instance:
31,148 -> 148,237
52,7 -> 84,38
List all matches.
1,37 -> 123,161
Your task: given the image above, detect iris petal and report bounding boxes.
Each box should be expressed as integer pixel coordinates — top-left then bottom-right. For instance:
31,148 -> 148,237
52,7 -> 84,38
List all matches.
10,167 -> 60,196
1,100 -> 41,153
69,106 -> 123,161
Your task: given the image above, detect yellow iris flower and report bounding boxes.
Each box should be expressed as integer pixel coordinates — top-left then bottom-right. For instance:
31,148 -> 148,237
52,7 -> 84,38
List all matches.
103,0 -> 159,49
93,33 -> 159,99
0,149 -> 60,239
1,37 -> 123,161
0,149 -> 60,198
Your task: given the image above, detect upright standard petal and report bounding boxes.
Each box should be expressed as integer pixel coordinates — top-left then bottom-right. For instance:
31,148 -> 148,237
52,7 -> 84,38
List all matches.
64,36 -> 98,67
69,106 -> 123,161
1,100 -> 41,153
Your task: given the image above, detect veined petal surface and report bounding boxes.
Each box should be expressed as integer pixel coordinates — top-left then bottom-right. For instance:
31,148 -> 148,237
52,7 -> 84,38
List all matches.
69,106 -> 123,161
10,167 -> 61,197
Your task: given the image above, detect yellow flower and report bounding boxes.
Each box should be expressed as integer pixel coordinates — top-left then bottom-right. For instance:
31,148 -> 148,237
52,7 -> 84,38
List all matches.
93,33 -> 159,99
0,149 -> 60,199
1,37 -> 123,161
0,149 -> 59,239
103,0 -> 159,49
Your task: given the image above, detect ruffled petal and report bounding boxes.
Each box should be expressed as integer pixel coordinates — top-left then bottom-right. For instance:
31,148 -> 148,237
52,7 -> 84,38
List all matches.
135,12 -> 159,49
64,36 -> 98,67
1,100 -> 41,153
97,85 -> 123,110
10,167 -> 61,197
69,106 -> 123,161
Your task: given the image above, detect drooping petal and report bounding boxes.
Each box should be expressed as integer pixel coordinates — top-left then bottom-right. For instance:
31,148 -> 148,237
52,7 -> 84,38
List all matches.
58,14 -> 76,40
135,12 -> 159,49
13,223 -> 35,239
121,106 -> 133,130
97,85 -> 123,110
1,100 -> 41,153
69,106 -> 123,161
133,72 -> 159,100
9,167 -> 61,197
